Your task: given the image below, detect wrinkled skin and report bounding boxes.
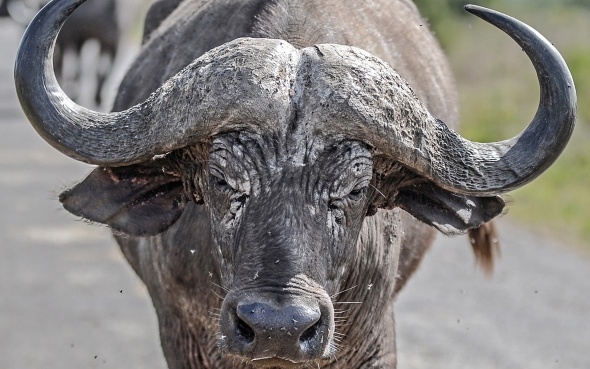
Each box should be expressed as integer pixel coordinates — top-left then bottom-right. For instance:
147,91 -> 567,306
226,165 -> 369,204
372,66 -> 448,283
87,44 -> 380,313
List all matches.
103,139 -> 437,368
59,0 -> 504,368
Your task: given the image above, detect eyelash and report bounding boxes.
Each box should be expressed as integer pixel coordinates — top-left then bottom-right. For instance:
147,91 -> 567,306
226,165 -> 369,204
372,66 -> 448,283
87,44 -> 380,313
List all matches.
211,174 -> 232,192
348,187 -> 365,199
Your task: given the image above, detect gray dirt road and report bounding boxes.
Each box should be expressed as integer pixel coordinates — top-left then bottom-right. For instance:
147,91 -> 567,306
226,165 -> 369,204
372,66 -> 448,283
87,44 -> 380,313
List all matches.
1,17 -> 589,369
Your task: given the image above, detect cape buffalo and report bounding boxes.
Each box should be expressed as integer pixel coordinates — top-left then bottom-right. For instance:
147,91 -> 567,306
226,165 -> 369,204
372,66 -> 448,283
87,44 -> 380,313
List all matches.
5,0 -> 119,106
14,0 -> 576,368
51,0 -> 119,106
0,0 -> 43,21
0,0 -> 8,16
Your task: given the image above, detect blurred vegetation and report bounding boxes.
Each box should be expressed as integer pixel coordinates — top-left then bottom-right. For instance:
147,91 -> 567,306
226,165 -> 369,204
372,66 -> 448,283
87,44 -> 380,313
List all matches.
414,1 -> 590,248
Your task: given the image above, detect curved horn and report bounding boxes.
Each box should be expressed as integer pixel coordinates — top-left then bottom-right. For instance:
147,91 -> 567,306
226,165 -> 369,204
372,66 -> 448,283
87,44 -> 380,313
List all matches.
298,6 -> 575,196
15,0 -> 296,166
427,4 -> 577,195
404,5 -> 576,195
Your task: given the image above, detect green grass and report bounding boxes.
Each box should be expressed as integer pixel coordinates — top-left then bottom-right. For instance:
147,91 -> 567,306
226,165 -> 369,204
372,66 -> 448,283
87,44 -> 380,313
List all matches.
436,4 -> 590,249
509,127 -> 590,245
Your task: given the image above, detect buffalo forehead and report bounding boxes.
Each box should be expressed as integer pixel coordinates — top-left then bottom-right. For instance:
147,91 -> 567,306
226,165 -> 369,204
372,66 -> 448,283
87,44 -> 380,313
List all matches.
180,38 -> 411,145
172,37 -> 299,137
296,44 -> 425,151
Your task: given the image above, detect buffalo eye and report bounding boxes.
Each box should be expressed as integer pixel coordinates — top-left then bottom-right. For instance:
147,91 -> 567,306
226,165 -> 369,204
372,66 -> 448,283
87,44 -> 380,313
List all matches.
329,183 -> 368,208
328,184 -> 368,225
210,173 -> 234,193
347,186 -> 367,201
214,176 -> 227,187
341,182 -> 369,203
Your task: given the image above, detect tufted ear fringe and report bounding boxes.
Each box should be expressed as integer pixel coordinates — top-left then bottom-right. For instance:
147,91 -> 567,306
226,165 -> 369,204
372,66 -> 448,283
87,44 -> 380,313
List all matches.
468,221 -> 500,276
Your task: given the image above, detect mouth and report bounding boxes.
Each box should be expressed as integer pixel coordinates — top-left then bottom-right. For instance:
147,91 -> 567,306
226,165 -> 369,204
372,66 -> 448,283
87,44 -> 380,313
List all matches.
250,357 -> 309,368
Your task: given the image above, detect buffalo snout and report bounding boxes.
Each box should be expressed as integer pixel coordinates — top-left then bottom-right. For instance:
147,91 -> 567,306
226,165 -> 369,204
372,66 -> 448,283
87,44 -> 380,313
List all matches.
220,291 -> 334,365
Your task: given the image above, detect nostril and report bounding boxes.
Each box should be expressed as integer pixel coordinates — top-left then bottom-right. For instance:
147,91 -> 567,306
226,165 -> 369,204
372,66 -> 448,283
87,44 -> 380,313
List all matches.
236,317 -> 255,343
299,319 -> 321,343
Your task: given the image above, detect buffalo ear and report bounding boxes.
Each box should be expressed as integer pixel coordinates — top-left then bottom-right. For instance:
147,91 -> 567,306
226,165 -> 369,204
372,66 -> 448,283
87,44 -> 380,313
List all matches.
59,160 -> 189,236
394,183 -> 505,236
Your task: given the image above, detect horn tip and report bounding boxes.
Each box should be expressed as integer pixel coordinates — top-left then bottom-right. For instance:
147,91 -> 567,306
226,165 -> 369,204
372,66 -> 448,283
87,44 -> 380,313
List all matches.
464,4 -> 489,16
